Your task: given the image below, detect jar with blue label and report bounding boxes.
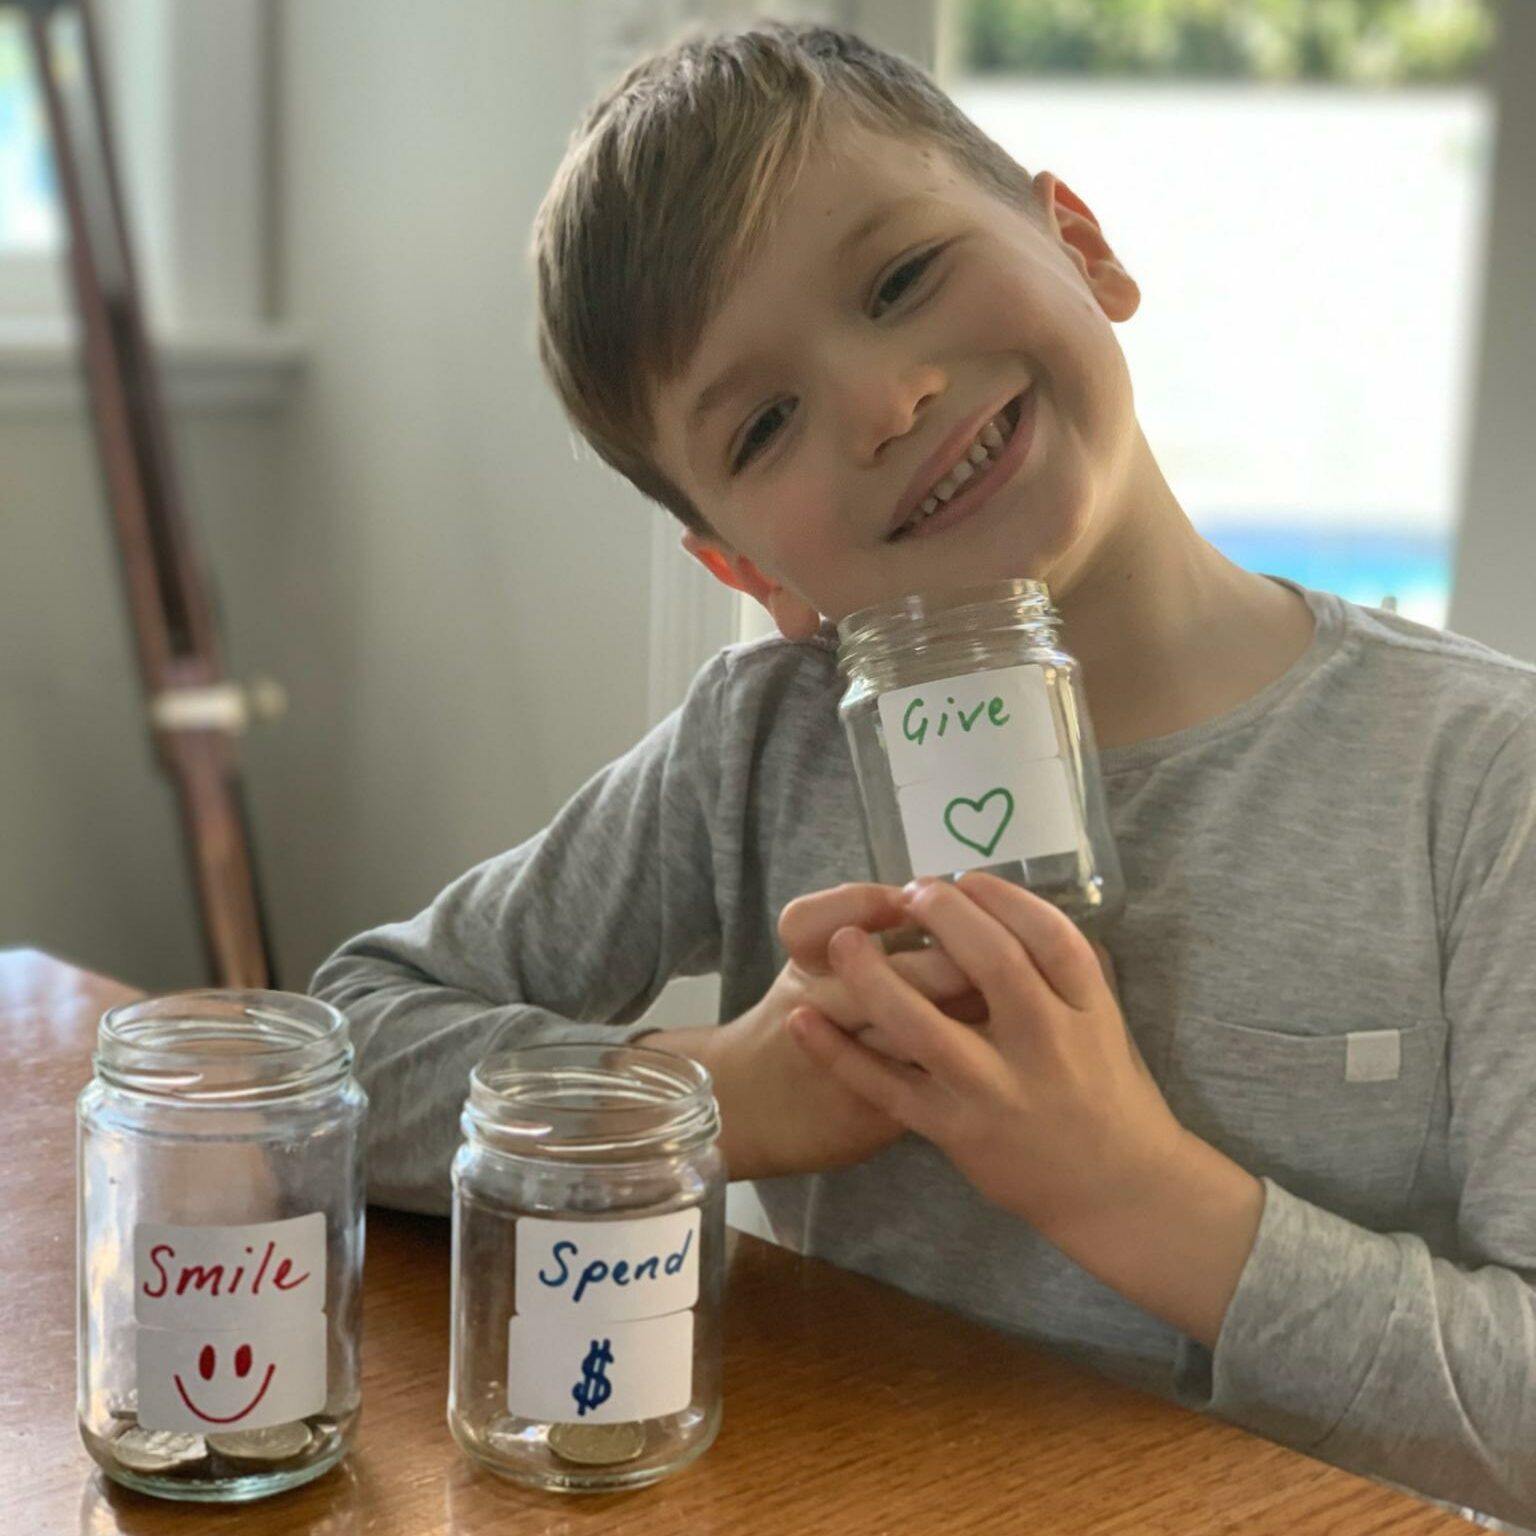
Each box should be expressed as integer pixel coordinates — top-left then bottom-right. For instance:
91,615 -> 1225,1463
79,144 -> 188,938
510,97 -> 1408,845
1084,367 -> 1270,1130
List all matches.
76,991 -> 366,1502
448,1043 -> 725,1492
836,578 -> 1124,936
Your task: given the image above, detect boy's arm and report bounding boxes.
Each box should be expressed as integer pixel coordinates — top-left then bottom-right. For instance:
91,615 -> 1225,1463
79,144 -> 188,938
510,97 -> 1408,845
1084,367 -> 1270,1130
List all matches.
1172,713 -> 1536,1528
310,655 -> 730,1215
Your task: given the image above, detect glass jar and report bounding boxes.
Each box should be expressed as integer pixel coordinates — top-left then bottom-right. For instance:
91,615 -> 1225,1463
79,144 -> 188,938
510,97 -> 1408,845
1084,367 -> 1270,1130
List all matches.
449,1043 -> 726,1494
837,578 -> 1124,935
76,991 -> 366,1502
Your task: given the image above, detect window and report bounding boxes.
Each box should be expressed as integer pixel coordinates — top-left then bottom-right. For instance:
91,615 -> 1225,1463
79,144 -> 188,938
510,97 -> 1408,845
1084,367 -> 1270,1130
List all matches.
0,14 -> 57,249
0,0 -> 274,336
944,0 -> 1499,626
0,10 -> 66,316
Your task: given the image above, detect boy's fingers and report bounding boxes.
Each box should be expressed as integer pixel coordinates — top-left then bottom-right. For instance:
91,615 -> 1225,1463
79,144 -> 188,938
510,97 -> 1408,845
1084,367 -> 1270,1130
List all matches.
786,1006 -> 928,1128
946,872 -> 1104,1012
798,946 -> 980,1027
901,878 -> 1059,1022
829,927 -> 997,1095
779,883 -> 910,972
1091,940 -> 1120,999
888,946 -> 973,998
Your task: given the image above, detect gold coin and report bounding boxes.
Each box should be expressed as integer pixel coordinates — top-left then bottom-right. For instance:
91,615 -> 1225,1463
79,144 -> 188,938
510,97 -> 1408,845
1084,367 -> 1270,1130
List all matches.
207,1421 -> 314,1462
111,1427 -> 208,1473
546,1420 -> 646,1466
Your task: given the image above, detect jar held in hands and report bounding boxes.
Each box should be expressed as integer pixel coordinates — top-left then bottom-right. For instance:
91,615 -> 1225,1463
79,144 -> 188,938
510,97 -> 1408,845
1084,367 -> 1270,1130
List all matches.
836,577 -> 1124,942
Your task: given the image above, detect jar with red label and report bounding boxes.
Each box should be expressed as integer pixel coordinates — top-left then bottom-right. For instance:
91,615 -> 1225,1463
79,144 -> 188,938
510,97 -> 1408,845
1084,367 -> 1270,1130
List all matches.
76,991 -> 367,1501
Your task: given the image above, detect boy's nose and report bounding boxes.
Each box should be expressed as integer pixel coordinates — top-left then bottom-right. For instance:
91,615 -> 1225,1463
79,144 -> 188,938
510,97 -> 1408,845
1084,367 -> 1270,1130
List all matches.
842,362 -> 947,463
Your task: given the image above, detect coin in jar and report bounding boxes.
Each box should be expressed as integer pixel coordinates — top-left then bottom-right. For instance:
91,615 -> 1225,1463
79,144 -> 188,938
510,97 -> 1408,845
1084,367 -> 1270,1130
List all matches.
111,1427 -> 209,1473
206,1420 -> 314,1462
547,1420 -> 646,1465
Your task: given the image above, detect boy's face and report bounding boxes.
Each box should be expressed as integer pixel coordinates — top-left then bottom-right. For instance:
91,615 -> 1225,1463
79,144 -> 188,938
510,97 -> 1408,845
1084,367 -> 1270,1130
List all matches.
649,120 -> 1142,639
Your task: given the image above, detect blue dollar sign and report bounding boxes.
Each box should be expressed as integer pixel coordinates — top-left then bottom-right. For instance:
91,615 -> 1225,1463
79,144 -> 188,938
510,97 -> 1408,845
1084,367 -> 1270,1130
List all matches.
571,1337 -> 614,1417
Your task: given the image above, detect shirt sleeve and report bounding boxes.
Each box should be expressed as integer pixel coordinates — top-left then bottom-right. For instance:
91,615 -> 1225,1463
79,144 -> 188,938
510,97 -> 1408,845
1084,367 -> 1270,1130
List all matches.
1172,713 -> 1536,1529
308,652 -> 729,1215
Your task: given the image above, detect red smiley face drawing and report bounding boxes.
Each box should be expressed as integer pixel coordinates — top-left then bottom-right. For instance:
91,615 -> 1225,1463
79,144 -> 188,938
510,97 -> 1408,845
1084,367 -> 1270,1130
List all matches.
172,1341 -> 276,1424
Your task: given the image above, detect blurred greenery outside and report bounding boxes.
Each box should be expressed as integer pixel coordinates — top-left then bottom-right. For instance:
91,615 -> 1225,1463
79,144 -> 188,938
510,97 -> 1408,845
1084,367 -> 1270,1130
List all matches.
957,0 -> 1497,85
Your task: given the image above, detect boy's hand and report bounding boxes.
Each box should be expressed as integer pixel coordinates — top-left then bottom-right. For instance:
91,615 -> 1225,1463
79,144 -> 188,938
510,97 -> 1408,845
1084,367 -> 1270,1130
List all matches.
650,883 -> 984,1180
777,883 -> 988,1058
786,872 -> 1189,1245
730,882 -> 991,1176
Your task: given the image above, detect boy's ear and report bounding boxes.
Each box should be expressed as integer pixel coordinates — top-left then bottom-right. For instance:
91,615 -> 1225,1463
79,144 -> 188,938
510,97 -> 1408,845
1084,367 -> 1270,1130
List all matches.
1033,170 -> 1139,323
680,532 -> 823,641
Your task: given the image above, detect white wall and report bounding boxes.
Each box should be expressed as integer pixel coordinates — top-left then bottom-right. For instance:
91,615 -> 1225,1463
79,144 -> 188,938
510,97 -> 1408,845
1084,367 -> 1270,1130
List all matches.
264,0 -> 665,988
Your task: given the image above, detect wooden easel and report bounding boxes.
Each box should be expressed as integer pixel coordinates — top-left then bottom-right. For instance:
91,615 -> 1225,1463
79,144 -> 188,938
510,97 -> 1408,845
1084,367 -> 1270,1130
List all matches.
19,0 -> 276,987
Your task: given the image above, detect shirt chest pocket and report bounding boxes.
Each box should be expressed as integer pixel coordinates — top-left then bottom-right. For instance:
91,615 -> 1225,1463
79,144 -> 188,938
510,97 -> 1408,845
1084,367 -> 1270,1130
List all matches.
1158,1014 -> 1448,1227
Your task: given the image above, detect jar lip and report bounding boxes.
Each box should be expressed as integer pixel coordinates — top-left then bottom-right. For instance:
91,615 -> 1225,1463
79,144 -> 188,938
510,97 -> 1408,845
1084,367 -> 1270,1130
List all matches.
464,1042 -> 717,1157
96,990 -> 351,1101
836,577 -> 1054,650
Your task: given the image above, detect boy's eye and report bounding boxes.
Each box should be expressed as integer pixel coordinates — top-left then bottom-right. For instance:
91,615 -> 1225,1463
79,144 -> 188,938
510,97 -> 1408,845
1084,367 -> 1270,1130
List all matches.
725,247 -> 944,473
732,399 -> 796,472
872,246 -> 943,316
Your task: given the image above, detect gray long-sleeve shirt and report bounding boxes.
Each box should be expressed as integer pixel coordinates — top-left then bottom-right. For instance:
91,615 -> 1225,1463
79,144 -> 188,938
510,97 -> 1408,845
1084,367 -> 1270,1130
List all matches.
311,576 -> 1536,1527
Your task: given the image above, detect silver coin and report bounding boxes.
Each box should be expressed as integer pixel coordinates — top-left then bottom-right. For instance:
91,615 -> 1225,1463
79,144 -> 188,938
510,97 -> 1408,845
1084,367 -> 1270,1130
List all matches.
207,1421 -> 314,1462
547,1420 -> 646,1466
111,1427 -> 209,1473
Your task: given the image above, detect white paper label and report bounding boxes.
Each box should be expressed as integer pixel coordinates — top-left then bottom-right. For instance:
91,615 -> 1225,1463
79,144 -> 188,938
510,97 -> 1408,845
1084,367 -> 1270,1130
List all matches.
876,665 -> 1081,875
879,664 -> 1059,785
135,1214 -> 326,1327
508,1311 -> 694,1424
897,756 -> 1080,871
132,1214 -> 327,1433
514,1210 -> 700,1321
136,1312 -> 327,1434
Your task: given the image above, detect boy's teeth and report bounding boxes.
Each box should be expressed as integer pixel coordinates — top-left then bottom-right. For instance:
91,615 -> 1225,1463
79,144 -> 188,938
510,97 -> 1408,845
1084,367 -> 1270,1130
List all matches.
899,398 -> 1022,535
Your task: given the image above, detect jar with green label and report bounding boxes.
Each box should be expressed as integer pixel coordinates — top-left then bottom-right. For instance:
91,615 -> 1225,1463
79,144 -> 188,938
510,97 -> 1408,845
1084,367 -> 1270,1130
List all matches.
448,1043 -> 726,1493
836,578 -> 1123,935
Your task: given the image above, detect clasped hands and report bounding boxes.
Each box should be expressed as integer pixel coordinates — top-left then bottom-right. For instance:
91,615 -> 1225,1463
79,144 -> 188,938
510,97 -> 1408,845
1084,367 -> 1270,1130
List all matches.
776,872 -> 1190,1247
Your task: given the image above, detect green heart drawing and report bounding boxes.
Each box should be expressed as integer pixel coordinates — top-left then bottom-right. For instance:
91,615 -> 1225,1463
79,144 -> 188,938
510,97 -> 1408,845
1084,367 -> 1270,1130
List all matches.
943,787 -> 1015,858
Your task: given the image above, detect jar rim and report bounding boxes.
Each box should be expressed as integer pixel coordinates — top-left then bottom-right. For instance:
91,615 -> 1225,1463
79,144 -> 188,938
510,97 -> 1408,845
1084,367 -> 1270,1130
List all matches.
836,577 -> 1054,652
96,990 -> 352,1102
464,1042 -> 718,1160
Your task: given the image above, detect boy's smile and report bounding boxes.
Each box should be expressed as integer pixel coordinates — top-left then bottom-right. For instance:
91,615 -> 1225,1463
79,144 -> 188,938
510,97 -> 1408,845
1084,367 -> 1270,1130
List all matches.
650,119 -> 1142,638
886,386 -> 1036,542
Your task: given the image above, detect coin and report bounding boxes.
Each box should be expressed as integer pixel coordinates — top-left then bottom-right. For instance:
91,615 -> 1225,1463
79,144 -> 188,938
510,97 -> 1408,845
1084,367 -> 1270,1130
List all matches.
111,1427 -> 208,1473
207,1421 -> 314,1462
546,1420 -> 646,1466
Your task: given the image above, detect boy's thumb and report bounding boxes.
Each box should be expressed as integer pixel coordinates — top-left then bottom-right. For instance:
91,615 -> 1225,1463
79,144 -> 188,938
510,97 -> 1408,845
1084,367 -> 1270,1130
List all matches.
1090,940 -> 1119,999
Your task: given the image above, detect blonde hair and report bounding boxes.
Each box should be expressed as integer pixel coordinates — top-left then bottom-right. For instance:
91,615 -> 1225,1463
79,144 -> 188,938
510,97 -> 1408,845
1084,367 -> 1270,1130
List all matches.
532,21 -> 1040,535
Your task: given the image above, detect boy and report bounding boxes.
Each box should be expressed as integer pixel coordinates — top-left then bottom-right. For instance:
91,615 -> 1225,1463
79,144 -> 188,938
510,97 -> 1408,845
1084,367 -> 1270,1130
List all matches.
311,23 -> 1536,1525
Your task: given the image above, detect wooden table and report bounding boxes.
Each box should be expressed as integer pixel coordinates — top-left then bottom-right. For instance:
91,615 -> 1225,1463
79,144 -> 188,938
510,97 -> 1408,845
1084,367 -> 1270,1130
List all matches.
2,950 -> 1477,1535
